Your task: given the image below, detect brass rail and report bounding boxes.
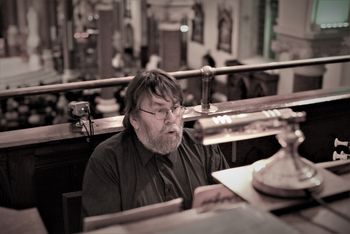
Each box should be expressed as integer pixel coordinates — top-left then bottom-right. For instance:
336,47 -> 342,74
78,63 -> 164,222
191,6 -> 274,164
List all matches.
0,55 -> 349,99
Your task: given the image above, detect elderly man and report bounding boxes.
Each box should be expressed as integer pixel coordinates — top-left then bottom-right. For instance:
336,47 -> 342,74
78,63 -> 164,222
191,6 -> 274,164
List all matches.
82,69 -> 229,217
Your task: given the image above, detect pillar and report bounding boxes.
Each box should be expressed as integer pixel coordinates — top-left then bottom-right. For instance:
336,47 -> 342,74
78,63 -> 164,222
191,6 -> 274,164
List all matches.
140,0 -> 149,68
62,0 -> 76,82
159,23 -> 181,71
4,0 -> 19,56
147,0 -> 193,71
26,6 -> 41,71
40,0 -> 55,69
16,0 -> 29,59
96,5 -> 119,117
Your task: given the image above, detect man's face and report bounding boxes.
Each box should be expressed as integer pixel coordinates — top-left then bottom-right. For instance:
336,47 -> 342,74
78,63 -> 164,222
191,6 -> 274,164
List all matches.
131,94 -> 183,155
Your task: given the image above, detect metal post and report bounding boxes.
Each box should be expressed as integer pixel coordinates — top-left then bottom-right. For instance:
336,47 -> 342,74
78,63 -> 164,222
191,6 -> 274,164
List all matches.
194,65 -> 218,113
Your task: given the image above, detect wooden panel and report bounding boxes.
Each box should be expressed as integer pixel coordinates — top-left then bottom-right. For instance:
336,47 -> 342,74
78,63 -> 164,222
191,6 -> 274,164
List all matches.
0,134 -> 113,234
62,191 -> 82,234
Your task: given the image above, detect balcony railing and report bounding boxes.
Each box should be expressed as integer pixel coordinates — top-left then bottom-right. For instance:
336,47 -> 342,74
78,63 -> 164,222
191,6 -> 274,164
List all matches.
1,55 -> 349,99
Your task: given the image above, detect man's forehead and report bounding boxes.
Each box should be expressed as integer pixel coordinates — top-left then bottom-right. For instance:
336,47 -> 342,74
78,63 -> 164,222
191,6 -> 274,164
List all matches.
141,94 -> 175,107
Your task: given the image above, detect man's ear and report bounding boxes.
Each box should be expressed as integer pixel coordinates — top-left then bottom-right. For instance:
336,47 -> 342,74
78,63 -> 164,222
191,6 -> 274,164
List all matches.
130,113 -> 140,130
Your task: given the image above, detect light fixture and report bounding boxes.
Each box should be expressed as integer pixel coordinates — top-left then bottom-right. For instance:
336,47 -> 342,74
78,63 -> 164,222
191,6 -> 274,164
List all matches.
251,113 -> 323,198
194,108 -> 324,198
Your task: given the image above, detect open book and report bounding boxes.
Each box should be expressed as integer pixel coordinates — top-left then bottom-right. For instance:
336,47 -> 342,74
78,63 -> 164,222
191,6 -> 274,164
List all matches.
192,184 -> 244,210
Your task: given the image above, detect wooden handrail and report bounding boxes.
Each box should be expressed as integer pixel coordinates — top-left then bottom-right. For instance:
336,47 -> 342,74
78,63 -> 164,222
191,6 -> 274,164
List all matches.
1,86 -> 349,149
0,55 -> 349,99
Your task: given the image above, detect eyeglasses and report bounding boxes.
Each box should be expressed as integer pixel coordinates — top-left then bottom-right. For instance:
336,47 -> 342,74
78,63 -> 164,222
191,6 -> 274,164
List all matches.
139,105 -> 186,120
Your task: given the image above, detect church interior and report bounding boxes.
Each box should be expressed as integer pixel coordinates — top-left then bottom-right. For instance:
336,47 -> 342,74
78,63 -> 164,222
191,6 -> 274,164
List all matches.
0,0 -> 350,233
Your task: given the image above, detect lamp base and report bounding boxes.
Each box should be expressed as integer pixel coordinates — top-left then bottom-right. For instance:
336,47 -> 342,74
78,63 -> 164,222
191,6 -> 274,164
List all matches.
252,156 -> 324,198
193,104 -> 218,113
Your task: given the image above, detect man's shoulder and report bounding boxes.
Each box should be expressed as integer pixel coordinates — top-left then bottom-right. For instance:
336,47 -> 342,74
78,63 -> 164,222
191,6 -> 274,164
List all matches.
99,130 -> 127,146
92,130 -> 132,159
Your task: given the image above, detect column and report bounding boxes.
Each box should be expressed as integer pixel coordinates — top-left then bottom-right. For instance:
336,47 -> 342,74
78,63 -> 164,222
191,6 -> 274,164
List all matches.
62,0 -> 75,82
159,23 -> 181,71
111,0 -> 124,72
48,0 -> 58,43
147,0 -> 193,71
16,0 -> 29,59
40,0 -> 55,69
4,0 -> 19,56
96,5 -> 119,117
26,6 -> 41,71
140,0 -> 149,68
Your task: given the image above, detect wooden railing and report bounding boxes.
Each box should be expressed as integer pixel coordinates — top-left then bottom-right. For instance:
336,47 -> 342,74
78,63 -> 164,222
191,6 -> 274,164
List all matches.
1,86 -> 349,149
1,55 -> 349,99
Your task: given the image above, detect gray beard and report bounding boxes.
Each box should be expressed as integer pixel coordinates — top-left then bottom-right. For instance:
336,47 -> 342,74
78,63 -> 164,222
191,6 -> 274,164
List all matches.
137,125 -> 183,155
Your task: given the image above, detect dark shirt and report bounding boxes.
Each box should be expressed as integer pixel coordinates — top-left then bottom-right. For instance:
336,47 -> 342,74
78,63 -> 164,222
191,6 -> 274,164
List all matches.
82,128 -> 229,217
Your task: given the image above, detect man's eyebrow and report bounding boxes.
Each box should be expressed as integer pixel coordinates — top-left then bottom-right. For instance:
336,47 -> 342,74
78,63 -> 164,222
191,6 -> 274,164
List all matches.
150,101 -> 167,107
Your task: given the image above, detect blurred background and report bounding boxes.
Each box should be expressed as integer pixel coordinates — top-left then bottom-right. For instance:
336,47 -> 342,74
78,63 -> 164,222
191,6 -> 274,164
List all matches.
1,0 -> 350,131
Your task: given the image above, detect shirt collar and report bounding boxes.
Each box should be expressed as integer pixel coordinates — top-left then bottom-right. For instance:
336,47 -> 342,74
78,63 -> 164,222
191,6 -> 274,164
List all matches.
167,151 -> 178,165
155,151 -> 176,168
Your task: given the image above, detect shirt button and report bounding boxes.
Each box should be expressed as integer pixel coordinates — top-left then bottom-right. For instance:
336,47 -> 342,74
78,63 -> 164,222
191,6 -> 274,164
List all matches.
160,166 -> 166,172
165,186 -> 171,193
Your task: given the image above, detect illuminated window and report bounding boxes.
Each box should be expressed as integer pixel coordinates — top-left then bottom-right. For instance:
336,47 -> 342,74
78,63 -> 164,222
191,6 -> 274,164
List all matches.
312,0 -> 350,29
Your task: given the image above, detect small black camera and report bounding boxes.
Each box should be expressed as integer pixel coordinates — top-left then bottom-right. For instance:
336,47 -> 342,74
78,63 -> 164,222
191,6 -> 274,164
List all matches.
68,101 -> 90,118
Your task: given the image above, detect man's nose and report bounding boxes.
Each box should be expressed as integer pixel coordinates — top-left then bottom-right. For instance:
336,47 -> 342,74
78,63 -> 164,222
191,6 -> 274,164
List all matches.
165,110 -> 177,122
